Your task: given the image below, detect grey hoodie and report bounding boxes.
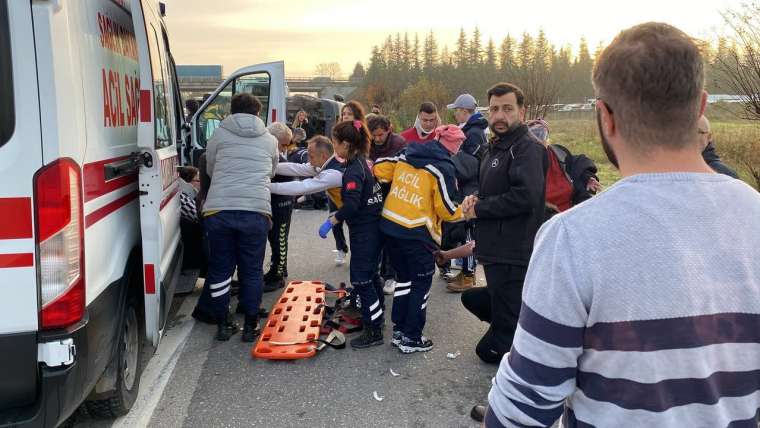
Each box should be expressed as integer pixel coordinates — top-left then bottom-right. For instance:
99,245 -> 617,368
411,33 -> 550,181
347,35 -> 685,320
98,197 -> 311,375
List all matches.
203,113 -> 278,216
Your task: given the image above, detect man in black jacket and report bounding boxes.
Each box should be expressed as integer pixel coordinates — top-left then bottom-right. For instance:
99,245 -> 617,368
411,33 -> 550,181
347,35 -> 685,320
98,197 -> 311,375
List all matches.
461,83 -> 548,364
698,116 -> 739,178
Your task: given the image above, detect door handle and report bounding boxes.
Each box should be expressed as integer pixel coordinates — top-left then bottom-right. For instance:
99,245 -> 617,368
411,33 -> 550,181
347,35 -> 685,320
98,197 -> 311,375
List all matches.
104,152 -> 153,180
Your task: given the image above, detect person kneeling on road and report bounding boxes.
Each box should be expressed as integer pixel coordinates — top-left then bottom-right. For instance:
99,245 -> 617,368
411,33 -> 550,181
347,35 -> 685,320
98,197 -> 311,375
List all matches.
373,125 -> 465,353
319,120 -> 386,349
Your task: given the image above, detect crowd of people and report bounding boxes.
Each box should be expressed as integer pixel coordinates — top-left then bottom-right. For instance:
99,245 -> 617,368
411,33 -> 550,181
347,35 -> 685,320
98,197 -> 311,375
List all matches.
176,21 -> 759,427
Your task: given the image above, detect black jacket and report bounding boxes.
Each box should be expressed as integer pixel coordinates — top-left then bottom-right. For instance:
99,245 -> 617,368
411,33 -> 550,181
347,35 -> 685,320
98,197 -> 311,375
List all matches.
702,142 -> 739,179
271,153 -> 295,206
451,150 -> 479,203
474,124 -> 548,265
461,112 -> 489,157
334,156 -> 383,226
549,144 -> 599,205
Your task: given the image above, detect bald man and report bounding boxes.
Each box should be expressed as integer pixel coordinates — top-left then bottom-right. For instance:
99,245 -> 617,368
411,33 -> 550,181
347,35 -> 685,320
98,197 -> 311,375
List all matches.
699,116 -> 739,178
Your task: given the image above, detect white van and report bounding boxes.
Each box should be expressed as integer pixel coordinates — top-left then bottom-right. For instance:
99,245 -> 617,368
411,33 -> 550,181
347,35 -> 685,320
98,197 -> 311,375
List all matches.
0,1 -> 284,426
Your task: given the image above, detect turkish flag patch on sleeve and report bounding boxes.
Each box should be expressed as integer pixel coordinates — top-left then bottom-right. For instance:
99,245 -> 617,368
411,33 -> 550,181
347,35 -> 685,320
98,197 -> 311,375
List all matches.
345,181 -> 358,191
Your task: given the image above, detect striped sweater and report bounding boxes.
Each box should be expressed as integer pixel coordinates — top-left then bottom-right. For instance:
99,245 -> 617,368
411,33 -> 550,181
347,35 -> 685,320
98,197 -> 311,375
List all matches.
487,173 -> 760,428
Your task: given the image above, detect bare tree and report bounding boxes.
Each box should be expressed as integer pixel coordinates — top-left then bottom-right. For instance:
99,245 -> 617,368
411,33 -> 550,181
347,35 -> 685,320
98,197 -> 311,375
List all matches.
713,2 -> 760,189
314,62 -> 342,80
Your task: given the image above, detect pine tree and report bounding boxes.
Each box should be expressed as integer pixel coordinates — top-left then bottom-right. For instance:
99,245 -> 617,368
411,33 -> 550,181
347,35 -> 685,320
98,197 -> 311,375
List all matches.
533,29 -> 551,72
469,26 -> 483,65
423,30 -> 439,70
412,33 -> 421,73
516,32 -> 534,70
349,62 -> 366,82
454,28 -> 468,68
485,37 -> 497,69
499,34 -> 515,73
441,45 -> 452,66
402,32 -> 411,70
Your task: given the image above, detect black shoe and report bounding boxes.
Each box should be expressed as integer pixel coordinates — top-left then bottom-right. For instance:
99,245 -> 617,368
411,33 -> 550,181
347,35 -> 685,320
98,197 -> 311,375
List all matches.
263,275 -> 285,293
236,305 -> 269,318
242,314 -> 261,343
470,405 -> 486,423
191,307 -> 216,325
350,326 -> 383,349
397,335 -> 434,354
215,315 -> 239,341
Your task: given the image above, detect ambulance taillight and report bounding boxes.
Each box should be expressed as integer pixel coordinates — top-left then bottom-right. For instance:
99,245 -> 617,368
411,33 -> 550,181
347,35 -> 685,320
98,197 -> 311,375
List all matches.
34,158 -> 85,330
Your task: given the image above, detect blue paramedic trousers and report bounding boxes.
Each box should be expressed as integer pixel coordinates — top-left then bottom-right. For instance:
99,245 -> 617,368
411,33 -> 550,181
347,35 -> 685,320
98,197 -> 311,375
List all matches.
387,237 -> 435,340
203,210 -> 269,322
347,221 -> 385,328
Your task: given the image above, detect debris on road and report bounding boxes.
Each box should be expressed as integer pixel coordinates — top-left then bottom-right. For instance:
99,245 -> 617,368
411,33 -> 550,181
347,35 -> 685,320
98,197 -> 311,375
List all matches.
389,368 -> 400,377
446,351 -> 461,359
373,391 -> 385,401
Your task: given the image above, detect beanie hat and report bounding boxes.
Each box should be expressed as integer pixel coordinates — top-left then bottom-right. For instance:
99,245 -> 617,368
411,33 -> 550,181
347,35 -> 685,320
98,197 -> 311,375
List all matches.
435,125 -> 466,154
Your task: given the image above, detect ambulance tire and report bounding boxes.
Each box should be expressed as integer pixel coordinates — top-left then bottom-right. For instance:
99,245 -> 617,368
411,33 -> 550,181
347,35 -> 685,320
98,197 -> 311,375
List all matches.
85,297 -> 143,418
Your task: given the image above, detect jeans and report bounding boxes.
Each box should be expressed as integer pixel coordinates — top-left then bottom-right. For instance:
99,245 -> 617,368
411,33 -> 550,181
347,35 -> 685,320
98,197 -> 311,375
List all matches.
202,210 -> 270,321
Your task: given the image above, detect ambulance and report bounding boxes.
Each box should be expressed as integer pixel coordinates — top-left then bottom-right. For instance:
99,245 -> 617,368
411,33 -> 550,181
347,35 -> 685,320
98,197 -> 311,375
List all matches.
0,1 -> 284,426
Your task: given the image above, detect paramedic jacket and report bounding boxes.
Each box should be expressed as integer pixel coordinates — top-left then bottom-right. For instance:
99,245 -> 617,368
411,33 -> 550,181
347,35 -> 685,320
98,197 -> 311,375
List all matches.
333,156 -> 383,226
373,141 -> 464,245
269,154 -> 346,210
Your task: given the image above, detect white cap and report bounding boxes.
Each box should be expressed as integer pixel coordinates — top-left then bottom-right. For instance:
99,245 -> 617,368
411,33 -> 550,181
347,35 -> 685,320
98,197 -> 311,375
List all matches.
447,94 -> 478,110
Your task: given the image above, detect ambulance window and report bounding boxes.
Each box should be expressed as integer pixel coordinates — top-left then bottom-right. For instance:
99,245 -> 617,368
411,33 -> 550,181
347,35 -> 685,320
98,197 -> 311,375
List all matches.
234,73 -> 270,122
197,80 -> 233,148
0,1 -> 14,147
147,25 -> 172,149
196,73 -> 270,148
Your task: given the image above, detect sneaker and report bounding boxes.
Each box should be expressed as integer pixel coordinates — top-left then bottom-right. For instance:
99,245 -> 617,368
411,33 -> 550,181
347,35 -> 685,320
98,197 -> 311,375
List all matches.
444,270 -> 461,283
242,314 -> 261,343
333,250 -> 346,265
390,330 -> 403,347
438,265 -> 450,278
215,314 -> 240,341
446,274 -> 475,292
382,279 -> 395,295
350,327 -> 383,349
397,335 -> 434,354
263,275 -> 285,293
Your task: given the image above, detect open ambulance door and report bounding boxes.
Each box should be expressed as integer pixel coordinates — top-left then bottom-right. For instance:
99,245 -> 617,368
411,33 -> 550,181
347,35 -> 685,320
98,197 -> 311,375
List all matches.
189,61 -> 286,165
132,0 -> 184,348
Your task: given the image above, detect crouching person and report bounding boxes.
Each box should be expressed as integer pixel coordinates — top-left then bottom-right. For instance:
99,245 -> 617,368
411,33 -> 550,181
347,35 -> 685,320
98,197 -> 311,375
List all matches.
373,125 -> 464,353
320,120 -> 386,349
200,93 -> 278,342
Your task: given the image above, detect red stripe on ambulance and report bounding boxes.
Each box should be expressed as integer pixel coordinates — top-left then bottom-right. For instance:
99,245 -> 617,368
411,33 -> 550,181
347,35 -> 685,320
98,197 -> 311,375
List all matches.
144,263 -> 156,294
0,198 -> 33,239
140,89 -> 151,122
0,253 -> 34,269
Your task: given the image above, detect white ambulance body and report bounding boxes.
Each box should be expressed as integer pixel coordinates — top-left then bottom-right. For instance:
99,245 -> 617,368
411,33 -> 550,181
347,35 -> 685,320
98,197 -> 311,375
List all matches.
0,1 -> 285,426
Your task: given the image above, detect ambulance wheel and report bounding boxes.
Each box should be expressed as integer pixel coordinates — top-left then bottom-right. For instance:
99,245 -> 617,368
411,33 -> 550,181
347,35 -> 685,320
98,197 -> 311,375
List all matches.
86,299 -> 142,418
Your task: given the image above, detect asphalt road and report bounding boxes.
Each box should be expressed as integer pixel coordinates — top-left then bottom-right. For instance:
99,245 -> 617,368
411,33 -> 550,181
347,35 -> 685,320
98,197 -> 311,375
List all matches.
71,209 -> 495,428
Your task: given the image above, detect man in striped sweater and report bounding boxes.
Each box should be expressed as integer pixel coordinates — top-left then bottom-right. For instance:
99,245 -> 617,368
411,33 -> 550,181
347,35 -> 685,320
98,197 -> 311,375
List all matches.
486,23 -> 760,427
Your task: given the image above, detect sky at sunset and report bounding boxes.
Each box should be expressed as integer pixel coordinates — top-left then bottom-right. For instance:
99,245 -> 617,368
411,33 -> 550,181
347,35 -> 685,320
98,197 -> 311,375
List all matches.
164,0 -> 743,77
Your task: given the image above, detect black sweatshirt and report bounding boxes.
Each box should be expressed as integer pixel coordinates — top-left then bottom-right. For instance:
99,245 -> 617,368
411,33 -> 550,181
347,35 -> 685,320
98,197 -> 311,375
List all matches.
334,156 -> 383,226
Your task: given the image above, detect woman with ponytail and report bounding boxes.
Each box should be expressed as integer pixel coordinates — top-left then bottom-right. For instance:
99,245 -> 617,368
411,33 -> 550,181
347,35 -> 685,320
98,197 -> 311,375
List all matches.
318,119 -> 386,348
